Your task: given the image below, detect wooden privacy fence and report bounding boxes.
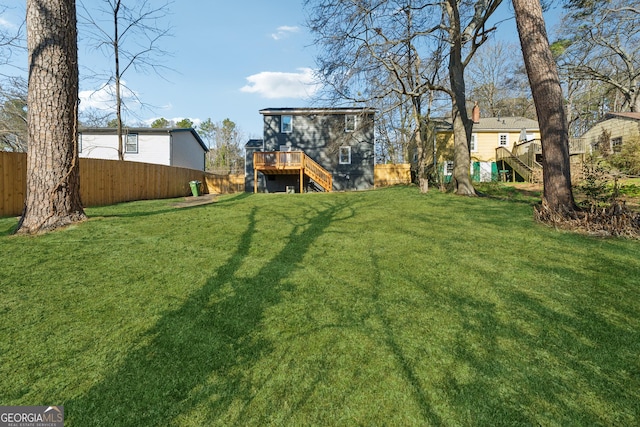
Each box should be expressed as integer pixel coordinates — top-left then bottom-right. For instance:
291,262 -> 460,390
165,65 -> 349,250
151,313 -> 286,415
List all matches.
1,152 -> 242,217
2,152 -> 413,217
204,173 -> 244,194
374,164 -> 412,187
1,152 -> 26,217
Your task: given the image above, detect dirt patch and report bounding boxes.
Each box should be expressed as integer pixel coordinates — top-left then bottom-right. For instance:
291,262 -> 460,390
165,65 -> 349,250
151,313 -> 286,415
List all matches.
172,194 -> 217,208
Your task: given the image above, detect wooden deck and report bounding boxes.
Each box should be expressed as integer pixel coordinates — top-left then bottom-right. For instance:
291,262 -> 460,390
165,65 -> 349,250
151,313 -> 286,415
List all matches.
253,151 -> 333,193
496,138 -> 587,183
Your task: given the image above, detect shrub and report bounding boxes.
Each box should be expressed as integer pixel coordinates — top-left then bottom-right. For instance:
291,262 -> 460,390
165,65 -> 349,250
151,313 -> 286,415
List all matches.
609,136 -> 640,175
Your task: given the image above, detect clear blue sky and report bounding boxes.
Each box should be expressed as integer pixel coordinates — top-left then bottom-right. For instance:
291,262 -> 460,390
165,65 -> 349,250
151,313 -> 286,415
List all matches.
1,1 -> 563,140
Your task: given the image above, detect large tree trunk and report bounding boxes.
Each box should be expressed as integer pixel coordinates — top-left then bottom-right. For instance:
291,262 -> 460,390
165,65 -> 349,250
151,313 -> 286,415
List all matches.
448,3 -> 475,196
411,97 -> 429,193
513,0 -> 576,212
114,0 -> 124,160
16,0 -> 86,234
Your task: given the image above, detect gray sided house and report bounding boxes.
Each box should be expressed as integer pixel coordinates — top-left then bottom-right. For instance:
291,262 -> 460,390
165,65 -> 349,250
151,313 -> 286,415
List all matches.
246,107 -> 376,193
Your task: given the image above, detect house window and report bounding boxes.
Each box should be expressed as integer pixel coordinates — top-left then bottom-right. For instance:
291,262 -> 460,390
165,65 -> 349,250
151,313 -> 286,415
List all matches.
339,146 -> 351,164
611,137 -> 622,153
125,133 -> 138,153
444,161 -> 454,176
498,133 -> 509,147
345,115 -> 356,132
78,133 -> 82,153
281,115 -> 292,133
470,133 -> 478,152
279,145 -> 291,152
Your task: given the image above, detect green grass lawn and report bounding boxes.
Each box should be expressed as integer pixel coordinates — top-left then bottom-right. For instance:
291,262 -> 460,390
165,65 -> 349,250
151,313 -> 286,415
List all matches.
1,186 -> 639,426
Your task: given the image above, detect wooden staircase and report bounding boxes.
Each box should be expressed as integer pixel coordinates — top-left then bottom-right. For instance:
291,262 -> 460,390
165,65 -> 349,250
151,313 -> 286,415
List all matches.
496,146 -> 541,183
496,138 -> 587,183
253,151 -> 333,193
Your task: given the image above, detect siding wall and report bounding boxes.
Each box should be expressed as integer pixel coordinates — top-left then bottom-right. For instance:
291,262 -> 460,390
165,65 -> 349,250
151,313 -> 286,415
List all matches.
581,117 -> 640,149
171,130 -> 206,170
80,132 -> 171,164
435,130 -> 540,163
471,130 -> 540,162
262,112 -> 375,191
80,130 -> 206,171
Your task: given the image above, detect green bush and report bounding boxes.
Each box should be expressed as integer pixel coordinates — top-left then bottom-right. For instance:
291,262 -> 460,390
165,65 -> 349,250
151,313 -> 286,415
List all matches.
609,136 -> 640,175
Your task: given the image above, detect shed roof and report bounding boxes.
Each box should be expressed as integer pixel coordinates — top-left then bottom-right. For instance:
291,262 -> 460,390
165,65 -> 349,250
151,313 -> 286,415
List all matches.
245,139 -> 264,148
605,112 -> 640,121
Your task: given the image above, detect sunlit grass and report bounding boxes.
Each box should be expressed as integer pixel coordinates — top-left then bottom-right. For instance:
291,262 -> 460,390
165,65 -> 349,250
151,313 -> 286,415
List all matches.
1,187 -> 639,425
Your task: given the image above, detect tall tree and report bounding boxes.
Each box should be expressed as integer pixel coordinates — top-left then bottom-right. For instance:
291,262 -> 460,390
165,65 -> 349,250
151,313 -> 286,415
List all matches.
207,118 -> 243,174
79,0 -> 172,159
558,0 -> 640,113
150,117 -> 170,128
467,41 -> 534,119
197,117 -> 215,148
306,0 -> 447,192
0,77 -> 28,152
443,0 -> 502,195
175,118 -> 193,128
305,0 -> 501,194
0,5 -> 24,73
16,0 -> 86,234
512,0 -> 576,212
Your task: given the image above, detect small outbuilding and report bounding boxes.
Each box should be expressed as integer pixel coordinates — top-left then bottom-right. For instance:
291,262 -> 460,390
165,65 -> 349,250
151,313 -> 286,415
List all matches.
79,127 -> 209,171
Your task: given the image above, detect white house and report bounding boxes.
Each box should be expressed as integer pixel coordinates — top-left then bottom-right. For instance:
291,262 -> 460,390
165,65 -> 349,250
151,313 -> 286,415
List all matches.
78,127 -> 209,171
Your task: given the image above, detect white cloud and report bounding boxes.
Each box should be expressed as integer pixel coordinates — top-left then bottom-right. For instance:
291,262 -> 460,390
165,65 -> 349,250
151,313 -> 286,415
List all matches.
79,83 -> 139,112
0,17 -> 17,30
271,25 -> 300,40
240,68 -> 321,99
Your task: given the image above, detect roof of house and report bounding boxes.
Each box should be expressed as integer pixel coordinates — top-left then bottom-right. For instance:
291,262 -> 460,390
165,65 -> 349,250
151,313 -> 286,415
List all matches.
245,139 -> 264,148
472,117 -> 539,131
605,112 -> 640,121
259,107 -> 376,116
434,116 -> 539,132
79,127 -> 209,152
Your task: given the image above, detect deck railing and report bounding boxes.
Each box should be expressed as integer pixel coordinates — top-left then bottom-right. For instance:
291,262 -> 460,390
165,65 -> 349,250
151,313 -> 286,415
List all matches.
253,151 -> 332,192
254,151 -> 303,169
303,155 -> 333,191
496,146 -> 537,182
513,138 -> 587,158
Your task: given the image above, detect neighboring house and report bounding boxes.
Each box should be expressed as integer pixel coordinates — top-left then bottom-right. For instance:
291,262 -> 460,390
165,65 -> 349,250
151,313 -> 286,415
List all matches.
79,127 -> 209,171
432,113 -> 541,182
246,107 -> 376,193
580,112 -> 640,153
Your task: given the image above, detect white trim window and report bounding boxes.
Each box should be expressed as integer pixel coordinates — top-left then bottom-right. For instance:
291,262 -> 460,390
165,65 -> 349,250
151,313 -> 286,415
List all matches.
444,160 -> 454,176
339,146 -> 351,164
345,114 -> 356,132
281,115 -> 292,133
611,137 -> 622,153
470,133 -> 478,152
125,133 -> 138,153
498,133 -> 509,147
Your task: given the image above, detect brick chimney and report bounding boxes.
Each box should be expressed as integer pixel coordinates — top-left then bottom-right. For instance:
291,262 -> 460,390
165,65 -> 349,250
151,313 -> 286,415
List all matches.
472,101 -> 480,123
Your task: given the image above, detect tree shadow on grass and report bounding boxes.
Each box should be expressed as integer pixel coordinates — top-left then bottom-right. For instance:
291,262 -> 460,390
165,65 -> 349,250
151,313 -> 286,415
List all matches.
66,200 -> 351,426
436,282 -> 640,425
